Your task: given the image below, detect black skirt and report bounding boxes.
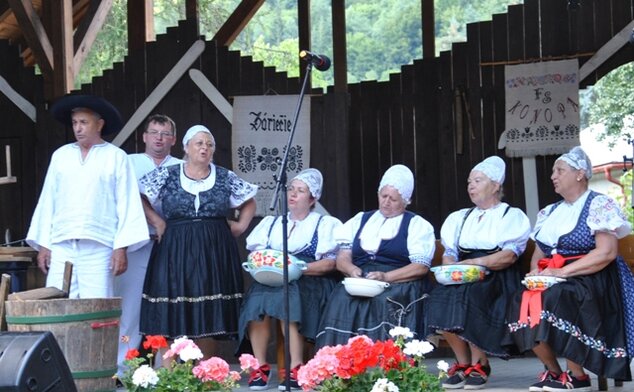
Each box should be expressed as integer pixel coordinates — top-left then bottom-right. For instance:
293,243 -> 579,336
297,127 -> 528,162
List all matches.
315,262 -> 433,348
423,264 -> 521,358
140,218 -> 243,340
502,261 -> 632,381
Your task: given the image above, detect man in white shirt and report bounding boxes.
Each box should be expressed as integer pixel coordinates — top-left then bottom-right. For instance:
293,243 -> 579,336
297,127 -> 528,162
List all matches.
115,114 -> 181,376
26,95 -> 149,299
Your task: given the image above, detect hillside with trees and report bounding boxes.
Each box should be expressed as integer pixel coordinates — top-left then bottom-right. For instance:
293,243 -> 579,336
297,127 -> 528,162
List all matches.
77,0 -> 522,87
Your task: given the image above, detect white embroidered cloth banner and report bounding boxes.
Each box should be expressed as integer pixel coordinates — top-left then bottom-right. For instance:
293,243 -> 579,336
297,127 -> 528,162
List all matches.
232,95 -> 311,216
498,59 -> 580,157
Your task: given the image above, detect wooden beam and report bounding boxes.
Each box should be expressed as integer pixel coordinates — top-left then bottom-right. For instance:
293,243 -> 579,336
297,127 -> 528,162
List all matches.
73,0 -> 114,79
213,0 -> 265,46
579,19 -> 634,83
128,0 -> 153,53
50,0 -> 74,95
8,0 -> 54,75
112,40 -> 206,146
298,0 -> 311,85
422,0 -> 435,58
0,3 -> 11,21
332,0 -> 347,92
185,0 -> 199,22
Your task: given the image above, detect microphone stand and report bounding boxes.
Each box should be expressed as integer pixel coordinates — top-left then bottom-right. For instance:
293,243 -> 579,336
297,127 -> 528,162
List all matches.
268,60 -> 313,392
625,138 -> 634,212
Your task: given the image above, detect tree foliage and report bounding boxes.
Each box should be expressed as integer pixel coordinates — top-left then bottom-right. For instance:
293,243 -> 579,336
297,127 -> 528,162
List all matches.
76,0 -> 522,88
583,63 -> 634,147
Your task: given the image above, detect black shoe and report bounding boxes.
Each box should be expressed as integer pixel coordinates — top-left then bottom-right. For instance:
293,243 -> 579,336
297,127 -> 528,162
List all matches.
464,362 -> 491,390
542,371 -> 591,392
248,364 -> 271,391
529,370 -> 560,392
442,362 -> 470,389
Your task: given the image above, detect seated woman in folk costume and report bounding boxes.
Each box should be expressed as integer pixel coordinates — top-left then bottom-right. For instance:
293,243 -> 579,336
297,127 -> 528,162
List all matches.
423,156 -> 531,389
503,147 -> 634,392
237,168 -> 342,390
315,164 -> 436,348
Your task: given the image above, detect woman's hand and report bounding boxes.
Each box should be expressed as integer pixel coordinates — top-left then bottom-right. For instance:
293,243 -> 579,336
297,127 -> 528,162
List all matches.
154,217 -> 166,242
537,267 -> 566,278
231,198 -> 256,238
526,267 -> 541,276
365,271 -> 389,282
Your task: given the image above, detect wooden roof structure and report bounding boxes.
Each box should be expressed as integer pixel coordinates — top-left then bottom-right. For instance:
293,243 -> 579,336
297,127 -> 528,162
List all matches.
0,0 -> 437,99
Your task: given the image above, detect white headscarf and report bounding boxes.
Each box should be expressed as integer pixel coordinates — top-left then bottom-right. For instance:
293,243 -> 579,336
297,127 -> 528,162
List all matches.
378,164 -> 414,203
182,125 -> 213,148
471,156 -> 506,184
291,168 -> 323,200
557,146 -> 592,179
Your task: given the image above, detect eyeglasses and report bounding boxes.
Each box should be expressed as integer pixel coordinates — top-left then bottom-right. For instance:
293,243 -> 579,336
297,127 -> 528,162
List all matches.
146,130 -> 174,138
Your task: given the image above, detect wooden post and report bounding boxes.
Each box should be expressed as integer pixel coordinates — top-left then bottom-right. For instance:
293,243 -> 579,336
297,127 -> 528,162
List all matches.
332,0 -> 347,92
49,0 -> 74,95
128,0 -> 154,53
0,273 -> 11,331
298,0 -> 311,88
422,0 -> 435,58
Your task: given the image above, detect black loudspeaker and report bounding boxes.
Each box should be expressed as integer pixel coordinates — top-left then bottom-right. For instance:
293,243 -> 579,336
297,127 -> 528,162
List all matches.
0,331 -> 77,392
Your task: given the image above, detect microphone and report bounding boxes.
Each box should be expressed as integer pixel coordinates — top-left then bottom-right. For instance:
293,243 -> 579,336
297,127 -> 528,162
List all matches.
299,50 -> 331,71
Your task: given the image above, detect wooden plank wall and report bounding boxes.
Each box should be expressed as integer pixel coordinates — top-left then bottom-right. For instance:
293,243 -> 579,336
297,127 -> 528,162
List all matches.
1,0 -> 634,240
345,0 -> 634,230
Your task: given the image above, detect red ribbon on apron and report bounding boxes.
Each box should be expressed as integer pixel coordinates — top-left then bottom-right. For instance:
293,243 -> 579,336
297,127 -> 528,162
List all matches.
518,253 -> 580,328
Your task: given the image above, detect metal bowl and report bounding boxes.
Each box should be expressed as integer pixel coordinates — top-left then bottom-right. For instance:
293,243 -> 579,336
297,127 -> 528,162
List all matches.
342,277 -> 390,297
430,264 -> 489,285
521,275 -> 566,290
242,249 -> 307,287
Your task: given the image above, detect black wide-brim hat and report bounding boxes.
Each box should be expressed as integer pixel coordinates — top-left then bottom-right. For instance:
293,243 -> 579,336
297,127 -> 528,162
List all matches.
50,94 -> 124,135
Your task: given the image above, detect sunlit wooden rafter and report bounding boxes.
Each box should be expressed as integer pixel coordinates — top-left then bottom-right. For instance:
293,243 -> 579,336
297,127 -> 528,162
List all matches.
213,0 -> 265,46
73,0 -> 114,78
8,0 -> 54,75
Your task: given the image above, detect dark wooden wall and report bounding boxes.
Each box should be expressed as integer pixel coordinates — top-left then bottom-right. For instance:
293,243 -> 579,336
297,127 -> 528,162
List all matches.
345,0 -> 634,230
1,0 -> 634,242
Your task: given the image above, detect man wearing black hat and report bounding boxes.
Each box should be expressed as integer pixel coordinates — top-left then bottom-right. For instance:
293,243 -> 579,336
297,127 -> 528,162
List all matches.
26,95 -> 149,299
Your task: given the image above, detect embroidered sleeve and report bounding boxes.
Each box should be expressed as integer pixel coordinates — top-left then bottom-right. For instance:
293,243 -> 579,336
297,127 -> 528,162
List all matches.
335,212 -> 364,246
439,209 -> 466,258
139,166 -> 170,203
588,195 -> 632,239
407,215 -> 436,267
530,204 -> 555,241
315,215 -> 344,260
227,170 -> 258,208
245,216 -> 276,251
497,207 -> 531,256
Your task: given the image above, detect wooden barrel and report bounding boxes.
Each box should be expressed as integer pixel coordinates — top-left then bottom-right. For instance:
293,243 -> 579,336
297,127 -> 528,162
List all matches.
5,298 -> 121,392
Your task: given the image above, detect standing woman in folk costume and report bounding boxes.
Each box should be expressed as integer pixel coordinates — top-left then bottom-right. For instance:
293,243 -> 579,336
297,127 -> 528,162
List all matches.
139,125 -> 257,358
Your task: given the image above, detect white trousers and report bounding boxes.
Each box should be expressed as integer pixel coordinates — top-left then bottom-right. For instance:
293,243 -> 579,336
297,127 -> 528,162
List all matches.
114,241 -> 153,376
48,239 -> 113,299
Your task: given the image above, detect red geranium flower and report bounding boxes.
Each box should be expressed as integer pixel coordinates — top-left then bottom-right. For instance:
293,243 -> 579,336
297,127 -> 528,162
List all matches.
125,348 -> 140,360
142,335 -> 168,352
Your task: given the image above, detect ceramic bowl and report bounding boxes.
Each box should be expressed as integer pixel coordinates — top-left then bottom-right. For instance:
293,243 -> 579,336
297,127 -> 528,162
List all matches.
521,275 -> 566,290
430,264 -> 489,285
242,249 -> 307,287
342,277 -> 390,297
